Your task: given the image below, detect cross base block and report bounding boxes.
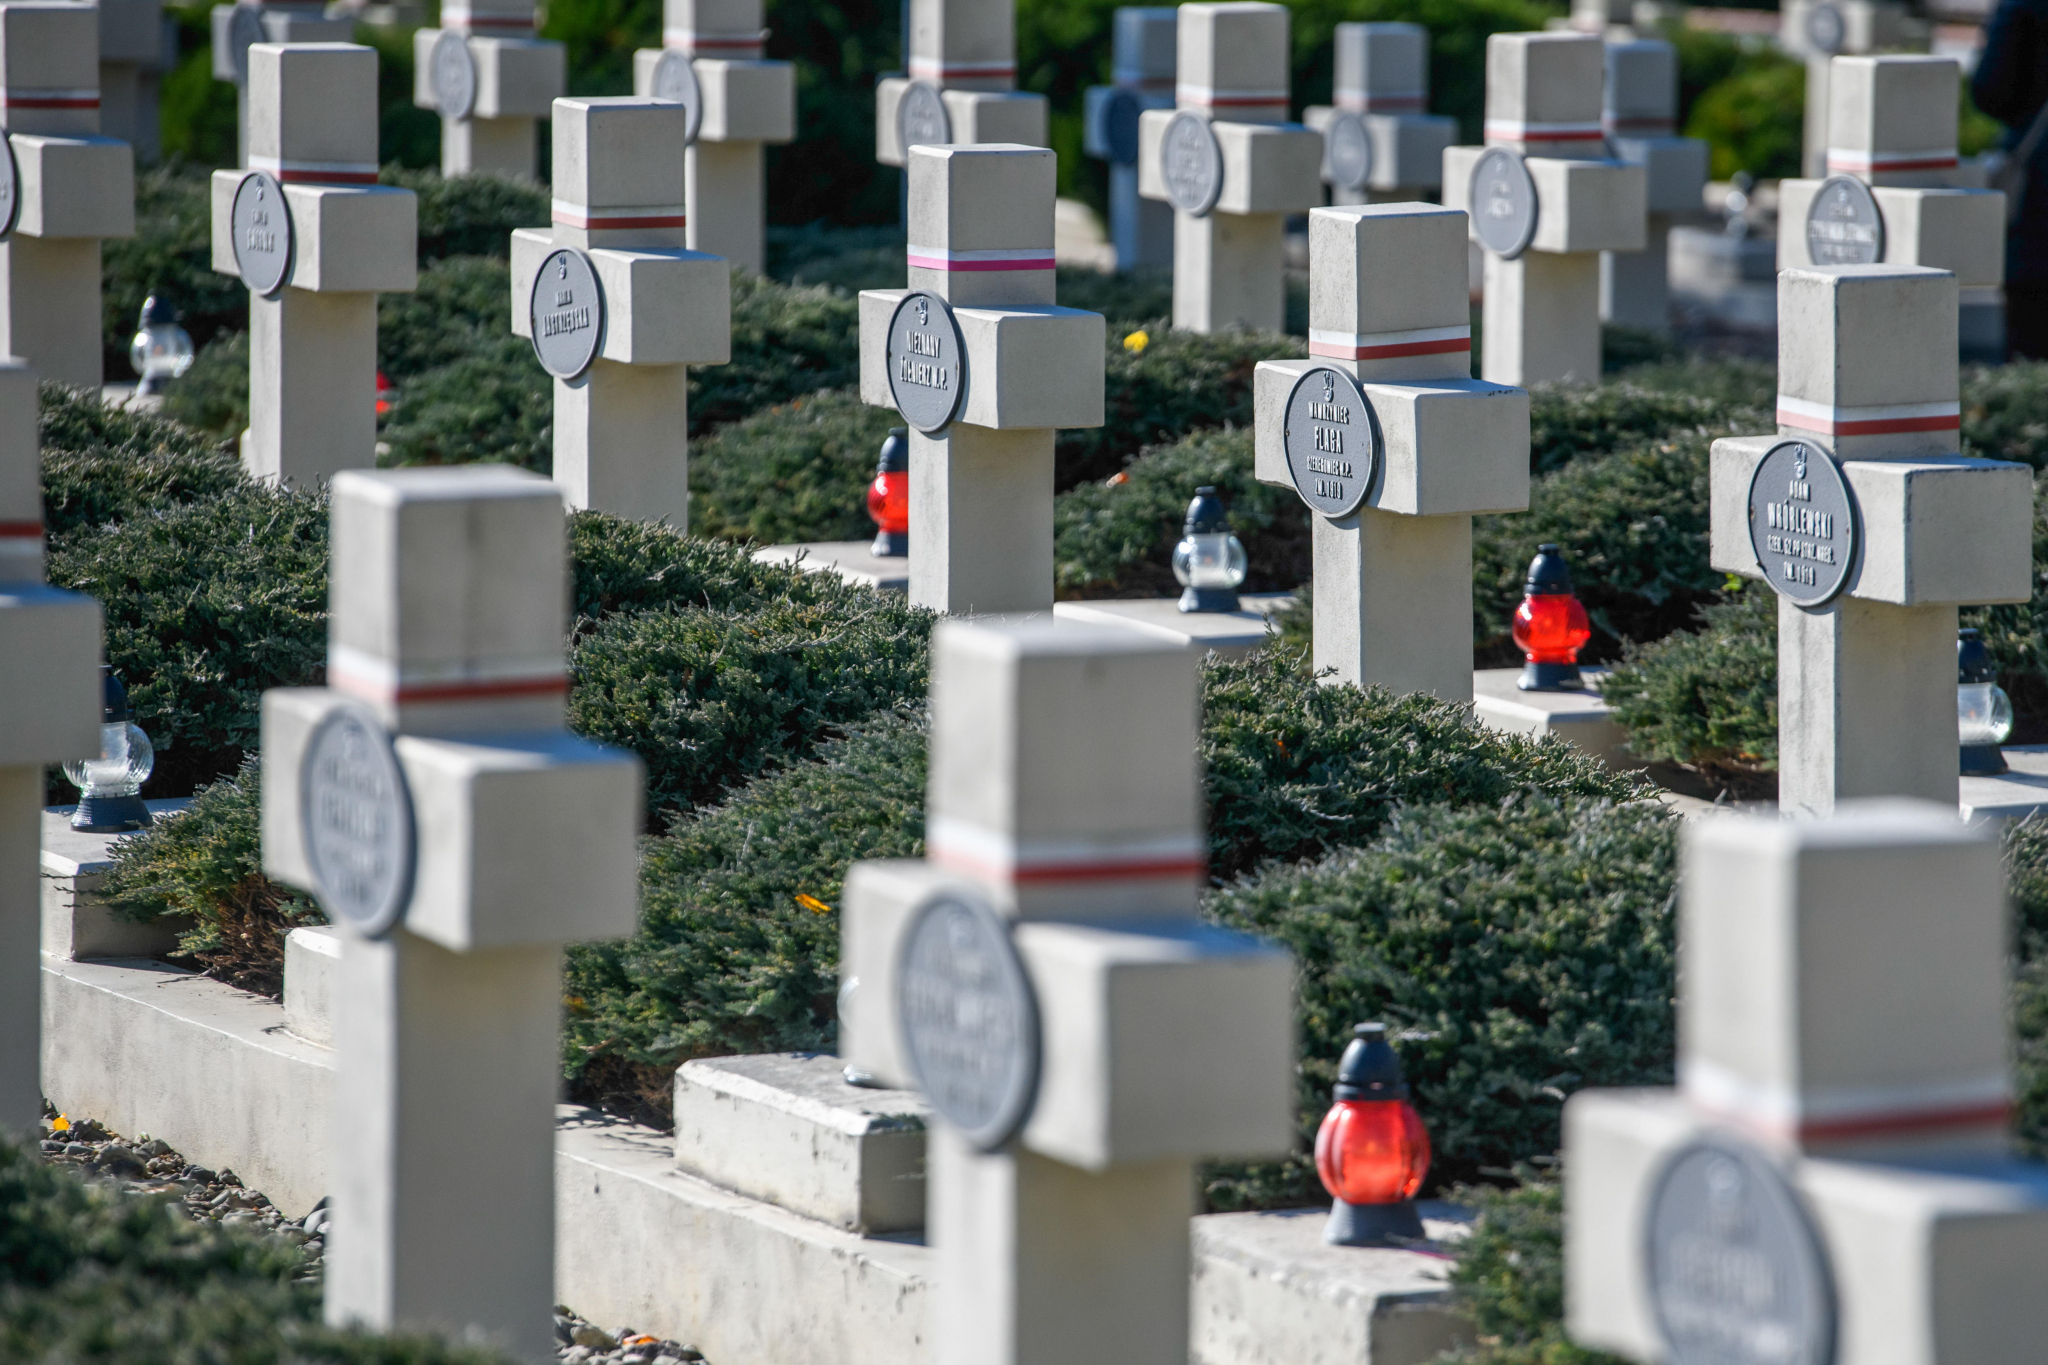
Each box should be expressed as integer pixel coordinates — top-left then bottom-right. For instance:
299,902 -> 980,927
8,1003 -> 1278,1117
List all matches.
7,135 -> 135,240
859,288 -> 1106,430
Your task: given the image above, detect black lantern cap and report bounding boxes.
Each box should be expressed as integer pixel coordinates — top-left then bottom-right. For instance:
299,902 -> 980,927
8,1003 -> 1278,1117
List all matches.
1185,485 -> 1231,535
876,427 -> 909,475
137,292 -> 177,329
1332,1022 -> 1410,1102
99,666 -> 132,724
1523,543 -> 1576,596
1959,628 -> 1998,684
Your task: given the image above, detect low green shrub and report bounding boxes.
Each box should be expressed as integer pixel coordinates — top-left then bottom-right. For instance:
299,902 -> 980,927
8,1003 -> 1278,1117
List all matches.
1431,1174 -> 1627,1365
1525,382 -> 1762,476
690,271 -> 864,434
101,166 -> 248,381
567,511 -> 893,621
376,168 -> 548,262
1609,355 -> 1774,408
377,256 -> 521,379
379,334 -> 554,474
1684,48 -> 1805,181
689,389 -> 899,546
39,386 -> 241,536
160,329 -> 250,437
1962,360 -> 2048,469
1599,582 -> 1778,783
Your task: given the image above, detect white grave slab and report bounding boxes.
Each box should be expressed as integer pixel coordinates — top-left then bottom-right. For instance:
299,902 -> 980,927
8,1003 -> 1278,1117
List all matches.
1302,23 -> 1456,207
1049,592 -> 1292,657
413,0 -> 564,179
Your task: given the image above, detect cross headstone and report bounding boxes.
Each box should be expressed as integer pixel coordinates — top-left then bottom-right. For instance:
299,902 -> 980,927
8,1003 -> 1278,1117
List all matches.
1082,7 -> 1176,273
1707,265 -> 2030,816
509,97 -> 730,527
1252,204 -> 1529,697
630,0 -> 796,273
1302,23 -> 1455,207
0,357 -> 103,1137
1777,54 -> 2006,349
0,2 -> 136,389
840,617 -> 1295,1365
261,465 -> 642,1363
1135,2 -> 1321,334
856,143 -> 1104,615
1781,0 -> 1915,179
210,1 -> 351,166
876,0 -> 1048,172
95,0 -> 169,163
1599,39 -> 1707,336
412,0 -> 564,179
1442,32 -> 1647,386
1565,800 -> 2048,1364
209,42 -> 417,487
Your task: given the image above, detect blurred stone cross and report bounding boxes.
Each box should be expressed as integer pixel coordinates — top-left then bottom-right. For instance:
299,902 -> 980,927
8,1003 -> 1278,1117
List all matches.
411,0 -> 564,179
1303,22 -> 1456,208
1443,31 -> 1646,386
208,42 -> 417,486
210,0 -> 351,165
1253,203 -> 1529,698
1083,7 -> 1176,273
876,0 -> 1048,174
1599,38 -> 1707,336
262,465 -> 644,1362
840,617 -> 1296,1365
1136,1 -> 1320,334
856,142 -> 1104,614
510,97 -> 731,528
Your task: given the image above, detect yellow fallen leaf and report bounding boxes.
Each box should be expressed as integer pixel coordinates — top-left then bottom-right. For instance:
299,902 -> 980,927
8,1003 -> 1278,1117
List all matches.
51,1115 -> 69,1132
1123,329 -> 1150,354
795,893 -> 832,914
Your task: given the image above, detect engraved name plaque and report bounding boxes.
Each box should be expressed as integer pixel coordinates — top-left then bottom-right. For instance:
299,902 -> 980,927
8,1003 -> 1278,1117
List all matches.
651,50 -> 705,145
899,81 -> 952,155
0,132 -> 17,241
1471,147 -> 1539,260
897,891 -> 1041,1151
301,703 -> 417,938
1806,175 -> 1884,267
230,170 -> 294,297
1160,111 -> 1224,217
1282,366 -> 1381,519
1324,111 -> 1375,193
529,247 -> 606,380
885,290 -> 966,434
1747,438 -> 1859,610
431,29 -> 478,121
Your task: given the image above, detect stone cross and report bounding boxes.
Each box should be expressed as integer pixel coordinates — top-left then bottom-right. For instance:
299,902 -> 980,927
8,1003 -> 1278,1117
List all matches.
0,2 -> 136,389
411,0 -> 564,179
1442,32 -> 1646,386
1253,204 -> 1529,698
1777,54 -> 2006,348
510,97 -> 731,528
1566,800 -> 2048,1364
96,0 -> 168,163
261,466 -> 643,1364
0,357 -> 102,1138
1136,1 -> 1320,334
1707,265 -> 2030,816
856,143 -> 1104,615
631,0 -> 794,274
1599,39 -> 1706,336
876,0 -> 1048,171
1302,23 -> 1455,207
209,42 -> 417,487
840,618 -> 1295,1365
1083,8 -> 1176,273
211,1 -> 351,166
1781,0 -> 1914,179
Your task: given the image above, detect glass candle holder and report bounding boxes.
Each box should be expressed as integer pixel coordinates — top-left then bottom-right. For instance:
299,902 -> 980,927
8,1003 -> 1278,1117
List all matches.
129,293 -> 194,397
65,668 -> 154,833
1172,486 -> 1248,613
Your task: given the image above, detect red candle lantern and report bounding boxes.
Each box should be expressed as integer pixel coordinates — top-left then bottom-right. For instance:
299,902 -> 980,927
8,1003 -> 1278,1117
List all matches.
375,370 -> 394,418
1511,542 -> 1592,692
1315,1022 -> 1431,1246
868,426 -> 909,557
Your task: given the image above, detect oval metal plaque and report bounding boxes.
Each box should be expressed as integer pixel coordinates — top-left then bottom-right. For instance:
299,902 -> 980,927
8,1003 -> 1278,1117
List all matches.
651,50 -> 705,145
1102,86 -> 1142,167
1805,175 -> 1884,266
431,30 -> 478,120
529,247 -> 606,380
230,170 -> 294,297
1748,438 -> 1859,610
0,132 -> 18,241
227,4 -> 264,86
1645,1136 -> 1837,1365
897,891 -> 1041,1151
885,290 -> 966,434
899,81 -> 951,154
301,703 -> 416,938
1325,111 -> 1375,192
1282,366 -> 1380,519
1804,1 -> 1847,55
1471,147 -> 1539,259
1160,110 -> 1224,216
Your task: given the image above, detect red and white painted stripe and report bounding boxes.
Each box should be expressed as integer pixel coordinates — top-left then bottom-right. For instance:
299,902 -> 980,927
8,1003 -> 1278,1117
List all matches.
0,520 -> 43,567
1112,69 -> 1176,91
1776,394 -> 1961,437
908,57 -> 1015,82
247,155 -> 380,186
1826,147 -> 1959,174
907,244 -> 1055,273
1336,91 -> 1425,113
1177,83 -> 1289,111
552,199 -> 688,230
929,818 -> 1207,885
1309,323 -> 1470,362
1484,118 -> 1605,144
441,6 -> 537,33
2,88 -> 98,110
329,647 -> 570,707
665,27 -> 766,55
1682,1059 -> 2012,1145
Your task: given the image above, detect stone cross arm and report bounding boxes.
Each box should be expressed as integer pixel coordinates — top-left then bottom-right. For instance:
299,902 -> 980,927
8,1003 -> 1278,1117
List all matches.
1441,148 -> 1646,255
413,29 -> 565,122
857,293 -> 1105,431
210,174 -> 418,293
510,228 -> 732,366
876,82 -> 1049,166
1136,110 -> 1321,216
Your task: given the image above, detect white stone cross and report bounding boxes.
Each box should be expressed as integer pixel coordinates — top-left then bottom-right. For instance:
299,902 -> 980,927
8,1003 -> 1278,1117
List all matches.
1781,0 -> 1916,178
1599,39 -> 1706,336
1083,7 -> 1176,272
209,42 -> 417,487
876,0 -> 1048,171
840,618 -> 1295,1365
1567,800 -> 2048,1363
96,0 -> 169,164
510,97 -> 731,528
1777,54 -> 2006,334
210,1 -> 352,166
1136,1 -> 1321,334
0,357 -> 102,1138
1442,32 -> 1646,386
0,2 -> 136,390
1253,204 -> 1529,698
261,466 -> 642,1363
1303,23 -> 1456,207
856,142 -> 1104,615
630,0 -> 795,274
412,0 -> 565,179
1708,265 -> 2030,816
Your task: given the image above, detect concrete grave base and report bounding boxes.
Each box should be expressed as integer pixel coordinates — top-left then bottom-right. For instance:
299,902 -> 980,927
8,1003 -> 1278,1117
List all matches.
1050,595 -> 1294,657
1470,667 -> 1639,769
42,800 -> 192,961
751,541 -> 910,592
